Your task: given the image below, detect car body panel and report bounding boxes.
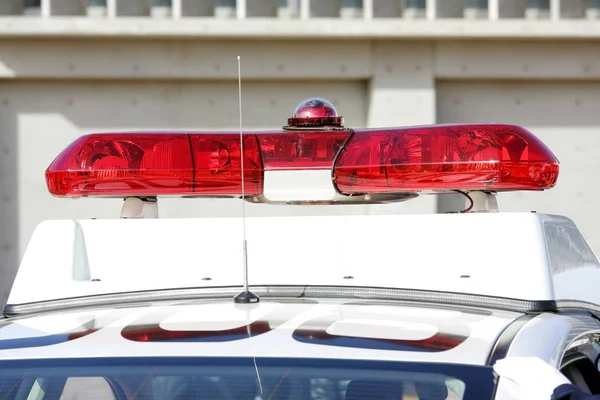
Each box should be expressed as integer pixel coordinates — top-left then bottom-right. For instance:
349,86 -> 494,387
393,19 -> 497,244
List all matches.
9,213 -> 600,307
0,299 -> 520,365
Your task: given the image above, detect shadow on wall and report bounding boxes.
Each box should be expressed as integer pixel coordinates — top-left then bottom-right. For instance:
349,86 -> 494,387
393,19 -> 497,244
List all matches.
0,101 -> 17,309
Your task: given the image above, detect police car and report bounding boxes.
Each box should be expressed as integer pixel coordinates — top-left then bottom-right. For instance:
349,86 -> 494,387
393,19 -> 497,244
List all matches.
1,97 -> 599,400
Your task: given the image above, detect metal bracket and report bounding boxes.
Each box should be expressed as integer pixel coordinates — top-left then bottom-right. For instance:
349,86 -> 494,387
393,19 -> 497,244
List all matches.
245,192 -> 418,205
120,197 -> 159,219
467,191 -> 499,213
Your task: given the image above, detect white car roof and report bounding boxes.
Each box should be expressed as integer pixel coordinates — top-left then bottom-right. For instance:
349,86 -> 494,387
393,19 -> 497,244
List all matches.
0,299 -> 520,365
7,212 -> 600,314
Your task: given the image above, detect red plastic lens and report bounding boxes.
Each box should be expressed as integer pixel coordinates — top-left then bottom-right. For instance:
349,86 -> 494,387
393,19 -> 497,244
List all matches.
333,124 -> 559,194
191,135 -> 262,195
46,133 -> 264,197
46,133 -> 195,197
258,132 -> 348,170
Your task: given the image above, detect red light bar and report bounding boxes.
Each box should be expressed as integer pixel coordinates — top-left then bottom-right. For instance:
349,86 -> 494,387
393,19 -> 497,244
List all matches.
333,124 -> 559,194
46,124 -> 559,198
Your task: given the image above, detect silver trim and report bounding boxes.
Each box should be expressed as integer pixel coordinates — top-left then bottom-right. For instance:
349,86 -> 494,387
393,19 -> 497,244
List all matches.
557,300 -> 600,314
3,285 -> 557,316
245,193 -> 417,205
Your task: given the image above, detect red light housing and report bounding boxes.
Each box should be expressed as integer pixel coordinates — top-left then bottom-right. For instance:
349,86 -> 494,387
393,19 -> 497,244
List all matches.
333,124 -> 559,194
45,119 -> 559,198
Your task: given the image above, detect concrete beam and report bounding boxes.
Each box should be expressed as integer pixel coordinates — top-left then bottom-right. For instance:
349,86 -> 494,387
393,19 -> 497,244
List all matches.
107,0 -> 116,18
489,0 -> 499,20
300,0 -> 309,19
1,39 -> 597,81
436,41 -> 600,79
172,0 -> 182,19
0,40 -> 372,79
363,0 -> 373,20
41,0 -> 51,17
0,18 -> 598,38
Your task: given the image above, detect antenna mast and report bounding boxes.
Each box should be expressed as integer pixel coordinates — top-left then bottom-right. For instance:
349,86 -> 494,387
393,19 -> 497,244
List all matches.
234,56 -> 259,304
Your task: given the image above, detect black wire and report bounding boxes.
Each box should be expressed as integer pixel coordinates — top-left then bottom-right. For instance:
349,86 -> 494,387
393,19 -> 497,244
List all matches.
330,128 -> 355,195
450,190 -> 474,213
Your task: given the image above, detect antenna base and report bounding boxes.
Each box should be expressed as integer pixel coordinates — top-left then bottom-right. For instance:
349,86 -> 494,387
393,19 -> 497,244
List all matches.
234,290 -> 260,304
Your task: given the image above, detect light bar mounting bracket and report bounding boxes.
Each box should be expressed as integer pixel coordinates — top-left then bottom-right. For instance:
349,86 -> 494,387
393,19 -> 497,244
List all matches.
120,197 -> 159,219
468,191 -> 499,213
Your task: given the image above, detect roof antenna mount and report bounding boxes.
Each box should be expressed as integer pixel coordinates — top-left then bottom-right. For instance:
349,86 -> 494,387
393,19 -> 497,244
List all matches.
234,55 -> 259,305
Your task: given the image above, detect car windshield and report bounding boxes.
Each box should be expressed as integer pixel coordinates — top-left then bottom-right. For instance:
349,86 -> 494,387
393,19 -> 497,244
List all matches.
0,357 -> 493,400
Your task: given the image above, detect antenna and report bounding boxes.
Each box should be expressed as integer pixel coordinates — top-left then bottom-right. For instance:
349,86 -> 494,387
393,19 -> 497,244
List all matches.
234,56 -> 259,304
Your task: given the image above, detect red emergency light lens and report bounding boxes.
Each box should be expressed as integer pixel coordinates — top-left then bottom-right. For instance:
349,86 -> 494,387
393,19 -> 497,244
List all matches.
258,132 -> 348,170
333,124 -> 559,194
46,134 -> 195,197
191,135 -> 262,194
46,133 -> 263,197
